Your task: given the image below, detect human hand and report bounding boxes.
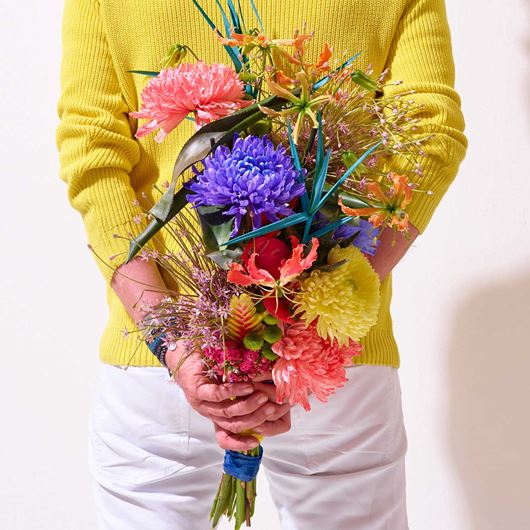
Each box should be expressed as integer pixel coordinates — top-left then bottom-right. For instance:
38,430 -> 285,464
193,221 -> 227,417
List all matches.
166,344 -> 288,450
213,381 -> 292,450
247,381 -> 292,436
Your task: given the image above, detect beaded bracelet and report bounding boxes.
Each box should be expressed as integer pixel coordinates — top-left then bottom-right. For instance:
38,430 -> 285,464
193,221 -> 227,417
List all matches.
146,327 -> 172,377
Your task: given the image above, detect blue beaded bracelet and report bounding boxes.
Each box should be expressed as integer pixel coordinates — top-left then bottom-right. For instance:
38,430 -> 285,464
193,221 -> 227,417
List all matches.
146,328 -> 172,377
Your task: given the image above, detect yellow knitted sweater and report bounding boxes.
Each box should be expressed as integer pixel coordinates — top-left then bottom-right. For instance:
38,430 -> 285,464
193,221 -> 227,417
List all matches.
56,0 -> 467,368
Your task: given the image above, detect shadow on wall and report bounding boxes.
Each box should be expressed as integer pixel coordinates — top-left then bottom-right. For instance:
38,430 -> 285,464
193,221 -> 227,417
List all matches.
447,264 -> 530,530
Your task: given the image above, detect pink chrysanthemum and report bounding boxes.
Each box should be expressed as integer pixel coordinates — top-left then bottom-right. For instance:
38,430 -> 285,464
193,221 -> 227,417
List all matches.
272,322 -> 362,411
130,62 -> 253,142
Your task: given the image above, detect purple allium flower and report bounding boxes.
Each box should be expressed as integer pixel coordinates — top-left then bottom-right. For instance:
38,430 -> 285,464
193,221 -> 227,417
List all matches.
186,135 -> 305,235
334,219 -> 381,256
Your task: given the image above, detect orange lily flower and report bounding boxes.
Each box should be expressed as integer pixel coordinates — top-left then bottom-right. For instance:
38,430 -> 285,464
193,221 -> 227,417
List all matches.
274,69 -> 296,89
260,29 -> 314,66
227,237 -> 319,289
277,38 -> 332,74
315,42 -> 332,71
216,30 -> 312,55
338,173 -> 414,233
216,30 -> 270,49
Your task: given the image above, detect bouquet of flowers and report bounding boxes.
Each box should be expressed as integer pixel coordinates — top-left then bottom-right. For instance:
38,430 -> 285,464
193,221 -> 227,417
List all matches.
99,1 -> 430,528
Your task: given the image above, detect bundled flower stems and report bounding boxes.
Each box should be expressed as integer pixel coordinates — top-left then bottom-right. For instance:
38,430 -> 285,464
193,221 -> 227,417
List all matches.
104,1 -> 432,527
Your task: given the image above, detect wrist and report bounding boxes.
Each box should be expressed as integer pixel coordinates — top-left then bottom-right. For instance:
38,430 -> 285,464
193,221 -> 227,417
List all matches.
165,343 -> 190,383
145,327 -> 172,375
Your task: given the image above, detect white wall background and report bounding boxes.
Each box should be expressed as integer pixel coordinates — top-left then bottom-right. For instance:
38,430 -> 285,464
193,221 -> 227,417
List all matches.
1,0 -> 529,528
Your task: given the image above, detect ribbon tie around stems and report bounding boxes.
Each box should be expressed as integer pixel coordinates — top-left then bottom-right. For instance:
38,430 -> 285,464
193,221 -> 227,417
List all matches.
223,446 -> 264,482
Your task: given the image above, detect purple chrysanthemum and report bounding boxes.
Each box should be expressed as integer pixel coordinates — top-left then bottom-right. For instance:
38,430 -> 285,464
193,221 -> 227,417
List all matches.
186,135 -> 305,235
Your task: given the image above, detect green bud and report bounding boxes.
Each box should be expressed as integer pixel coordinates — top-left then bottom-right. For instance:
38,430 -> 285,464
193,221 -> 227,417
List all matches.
238,71 -> 258,83
262,313 -> 279,325
160,44 -> 188,68
341,150 -> 367,173
243,331 -> 264,351
350,70 -> 378,92
342,150 -> 357,168
261,343 -> 279,362
263,325 -> 282,344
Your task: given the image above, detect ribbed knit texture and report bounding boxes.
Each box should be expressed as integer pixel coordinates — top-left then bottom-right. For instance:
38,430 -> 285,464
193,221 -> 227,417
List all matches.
56,0 -> 467,368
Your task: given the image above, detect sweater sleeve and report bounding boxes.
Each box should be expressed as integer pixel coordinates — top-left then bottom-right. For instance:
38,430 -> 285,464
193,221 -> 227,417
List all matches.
380,0 -> 468,234
56,0 -> 155,285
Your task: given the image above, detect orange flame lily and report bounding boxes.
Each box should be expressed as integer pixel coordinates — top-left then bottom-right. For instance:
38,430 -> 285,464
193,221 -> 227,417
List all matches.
338,173 -> 414,233
216,30 -> 312,55
228,237 -> 319,289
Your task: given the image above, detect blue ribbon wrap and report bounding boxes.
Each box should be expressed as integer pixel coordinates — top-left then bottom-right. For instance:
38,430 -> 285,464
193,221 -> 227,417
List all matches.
223,446 -> 264,482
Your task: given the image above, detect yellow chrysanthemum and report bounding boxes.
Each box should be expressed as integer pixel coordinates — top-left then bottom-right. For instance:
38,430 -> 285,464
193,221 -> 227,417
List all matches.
294,246 -> 381,345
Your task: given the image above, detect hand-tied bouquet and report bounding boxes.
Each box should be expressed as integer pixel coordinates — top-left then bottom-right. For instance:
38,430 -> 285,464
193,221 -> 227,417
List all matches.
101,1 -> 430,528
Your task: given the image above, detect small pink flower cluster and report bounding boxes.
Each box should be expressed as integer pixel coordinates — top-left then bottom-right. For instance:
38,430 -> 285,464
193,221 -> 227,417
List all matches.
204,341 -> 273,383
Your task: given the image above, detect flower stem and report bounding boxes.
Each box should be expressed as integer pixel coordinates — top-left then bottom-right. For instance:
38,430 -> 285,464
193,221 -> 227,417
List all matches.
211,474 -> 232,527
227,475 -> 237,519
235,479 -> 246,529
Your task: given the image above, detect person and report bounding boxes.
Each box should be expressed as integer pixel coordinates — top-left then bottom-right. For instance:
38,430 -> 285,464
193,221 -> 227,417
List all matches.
55,0 -> 467,528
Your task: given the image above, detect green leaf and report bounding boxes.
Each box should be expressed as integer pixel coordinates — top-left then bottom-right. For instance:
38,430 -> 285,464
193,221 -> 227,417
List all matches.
287,122 -> 309,212
215,0 -> 233,37
300,118 -> 332,242
125,186 -> 188,263
206,248 -> 242,269
248,0 -> 264,32
314,112 -> 325,178
197,205 -> 235,252
262,313 -> 278,325
310,148 -> 332,213
191,0 -> 242,70
263,325 -> 282,344
302,126 -> 317,163
226,0 -> 242,34
244,331 -> 264,351
127,69 -> 159,77
236,0 -> 248,33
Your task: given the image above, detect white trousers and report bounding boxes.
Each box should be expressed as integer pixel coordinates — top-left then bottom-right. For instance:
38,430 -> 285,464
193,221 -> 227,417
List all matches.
88,363 -> 409,530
